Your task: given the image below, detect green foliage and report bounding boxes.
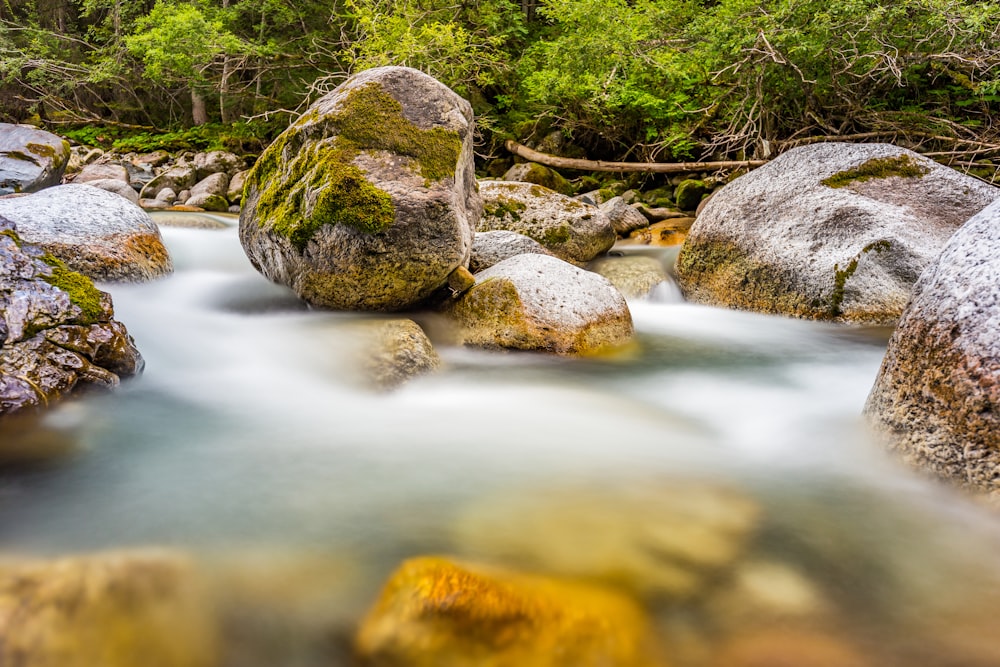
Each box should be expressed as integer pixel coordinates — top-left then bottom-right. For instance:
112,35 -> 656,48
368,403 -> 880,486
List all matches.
125,1 -> 247,88
62,121 -> 277,153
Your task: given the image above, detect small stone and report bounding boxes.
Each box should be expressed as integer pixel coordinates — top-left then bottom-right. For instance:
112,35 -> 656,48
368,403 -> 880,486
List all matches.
185,193 -> 229,212
674,178 -> 709,210
74,162 -> 129,184
600,196 -> 650,236
446,266 -> 475,294
502,161 -> 574,195
82,178 -> 140,204
478,180 -> 615,264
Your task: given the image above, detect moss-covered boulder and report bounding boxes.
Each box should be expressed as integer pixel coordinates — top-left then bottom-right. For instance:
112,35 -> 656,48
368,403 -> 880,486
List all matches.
478,181 -> 615,264
445,254 -> 633,355
0,184 -> 172,282
0,216 -> 143,416
356,556 -> 665,667
502,161 -> 574,195
0,549 -> 218,667
453,482 -> 760,600
673,178 -> 709,211
469,230 -> 554,273
864,197 -> 1000,501
0,123 -> 70,195
676,143 -> 1000,324
240,66 -> 480,311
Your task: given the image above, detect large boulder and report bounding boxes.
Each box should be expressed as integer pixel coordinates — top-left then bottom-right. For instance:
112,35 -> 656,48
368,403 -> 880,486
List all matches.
0,123 -> 70,194
0,550 -> 218,667
676,143 -> 1000,324
478,180 -> 615,264
240,66 -> 480,311
0,184 -> 172,282
0,217 -> 143,416
864,197 -> 1000,500
356,556 -> 664,667
444,254 -> 633,355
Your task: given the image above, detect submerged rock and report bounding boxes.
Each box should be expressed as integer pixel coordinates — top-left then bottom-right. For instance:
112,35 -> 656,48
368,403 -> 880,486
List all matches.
478,180 -> 615,264
356,556 -> 665,667
0,123 -> 70,194
453,482 -> 760,600
345,318 -> 441,390
0,216 -> 144,416
240,66 -> 480,311
0,184 -> 172,282
589,254 -> 669,300
469,230 -> 554,273
445,254 -> 633,355
676,143 -> 1000,324
864,197 -> 1000,500
0,549 -> 218,667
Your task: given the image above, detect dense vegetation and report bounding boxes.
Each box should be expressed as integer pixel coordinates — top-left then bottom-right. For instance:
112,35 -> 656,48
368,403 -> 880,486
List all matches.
2,0 -> 999,165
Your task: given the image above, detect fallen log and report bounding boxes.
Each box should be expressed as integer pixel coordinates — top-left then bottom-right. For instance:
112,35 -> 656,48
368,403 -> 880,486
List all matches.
504,140 -> 768,174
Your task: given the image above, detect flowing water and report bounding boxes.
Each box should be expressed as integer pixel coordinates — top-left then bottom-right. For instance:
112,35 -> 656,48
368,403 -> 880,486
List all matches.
2,212 -> 1000,666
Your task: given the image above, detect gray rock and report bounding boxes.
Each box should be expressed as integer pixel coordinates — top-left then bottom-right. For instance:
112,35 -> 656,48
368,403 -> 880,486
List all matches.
502,162 -> 573,195
139,198 -> 170,211
139,165 -> 197,200
588,255 -> 668,300
82,178 -> 140,204
599,196 -> 649,236
193,150 -> 242,180
75,163 -> 129,184
240,66 -> 480,311
478,180 -> 615,264
676,143 -> 1000,324
131,150 -> 170,169
0,184 -> 172,282
176,189 -> 191,204
864,197 -> 1000,501
184,193 -> 229,212
674,178 -> 709,210
154,187 -> 176,203
227,169 -> 249,204
0,124 -> 70,194
469,230 -> 554,273
445,253 -> 633,355
189,172 -> 229,199
0,216 -> 143,415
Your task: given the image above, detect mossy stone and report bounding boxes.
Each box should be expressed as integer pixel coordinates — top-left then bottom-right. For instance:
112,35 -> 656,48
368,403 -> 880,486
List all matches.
674,179 -> 709,211
821,155 -> 929,188
39,252 -> 106,325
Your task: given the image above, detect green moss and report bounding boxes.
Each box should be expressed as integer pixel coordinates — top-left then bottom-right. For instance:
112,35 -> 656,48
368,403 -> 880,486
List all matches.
332,83 -> 461,182
484,195 -> 526,222
25,142 -> 57,159
39,253 -> 105,325
0,228 -> 22,245
821,156 -> 929,189
829,240 -> 891,316
251,136 -> 395,250
541,226 -> 571,245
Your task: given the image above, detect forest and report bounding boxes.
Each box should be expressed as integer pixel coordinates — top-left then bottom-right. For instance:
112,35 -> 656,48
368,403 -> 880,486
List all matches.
2,0 -> 1000,167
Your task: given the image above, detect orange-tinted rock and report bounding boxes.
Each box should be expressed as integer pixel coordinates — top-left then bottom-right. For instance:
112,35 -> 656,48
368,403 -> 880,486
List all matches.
356,556 -> 667,667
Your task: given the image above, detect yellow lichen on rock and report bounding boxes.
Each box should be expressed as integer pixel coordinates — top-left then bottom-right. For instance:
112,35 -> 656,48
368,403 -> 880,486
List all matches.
0,549 -> 219,667
356,556 -> 667,667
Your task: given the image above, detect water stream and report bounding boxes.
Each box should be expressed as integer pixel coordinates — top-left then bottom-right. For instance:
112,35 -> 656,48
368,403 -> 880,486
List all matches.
2,212 -> 999,666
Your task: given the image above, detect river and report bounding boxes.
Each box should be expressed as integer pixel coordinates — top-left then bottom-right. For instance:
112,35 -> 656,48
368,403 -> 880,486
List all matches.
1,212 -> 999,666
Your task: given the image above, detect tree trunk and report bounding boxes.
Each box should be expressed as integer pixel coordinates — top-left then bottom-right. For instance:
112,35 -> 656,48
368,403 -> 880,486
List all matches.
220,57 -> 232,123
505,140 -> 768,174
191,88 -> 208,126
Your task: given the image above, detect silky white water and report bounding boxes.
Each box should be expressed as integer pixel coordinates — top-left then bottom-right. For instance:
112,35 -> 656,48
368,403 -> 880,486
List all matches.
2,214 -> 999,665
